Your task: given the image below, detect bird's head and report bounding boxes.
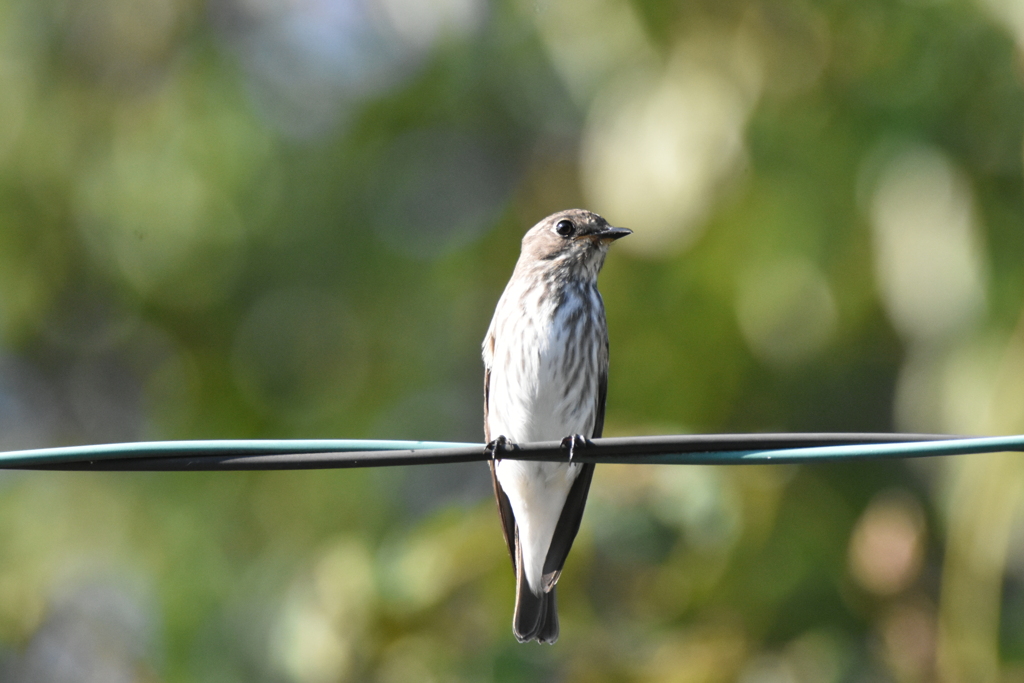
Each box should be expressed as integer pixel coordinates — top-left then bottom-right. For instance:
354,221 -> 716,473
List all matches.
519,209 -> 631,280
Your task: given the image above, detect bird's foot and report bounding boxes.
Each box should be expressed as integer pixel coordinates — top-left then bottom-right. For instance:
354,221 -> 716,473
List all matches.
485,435 -> 514,460
560,434 -> 589,463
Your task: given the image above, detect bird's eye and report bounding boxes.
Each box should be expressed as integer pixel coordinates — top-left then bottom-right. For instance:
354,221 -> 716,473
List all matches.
555,220 -> 575,237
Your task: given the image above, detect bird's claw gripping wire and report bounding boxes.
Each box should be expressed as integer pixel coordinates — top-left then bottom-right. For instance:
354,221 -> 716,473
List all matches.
561,434 -> 588,463
484,435 -> 513,461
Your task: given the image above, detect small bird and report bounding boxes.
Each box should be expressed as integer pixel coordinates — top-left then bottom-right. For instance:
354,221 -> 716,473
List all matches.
483,209 -> 631,643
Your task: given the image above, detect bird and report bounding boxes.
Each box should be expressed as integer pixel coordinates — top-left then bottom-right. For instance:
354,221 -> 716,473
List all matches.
482,209 -> 631,643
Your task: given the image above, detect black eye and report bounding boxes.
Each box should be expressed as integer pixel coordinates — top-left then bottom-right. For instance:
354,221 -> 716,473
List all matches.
555,219 -> 575,237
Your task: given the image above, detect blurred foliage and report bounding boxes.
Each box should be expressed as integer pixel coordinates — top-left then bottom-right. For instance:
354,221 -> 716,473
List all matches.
1,0 -> 1024,680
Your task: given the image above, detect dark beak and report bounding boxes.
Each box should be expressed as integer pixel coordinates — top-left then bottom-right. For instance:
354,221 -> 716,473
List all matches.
598,227 -> 632,241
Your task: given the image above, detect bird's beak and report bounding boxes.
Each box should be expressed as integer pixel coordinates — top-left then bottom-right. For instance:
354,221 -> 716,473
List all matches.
597,227 -> 632,243
573,226 -> 632,245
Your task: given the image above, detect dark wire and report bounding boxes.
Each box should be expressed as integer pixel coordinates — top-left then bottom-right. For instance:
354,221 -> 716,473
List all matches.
2,433 -> 1013,472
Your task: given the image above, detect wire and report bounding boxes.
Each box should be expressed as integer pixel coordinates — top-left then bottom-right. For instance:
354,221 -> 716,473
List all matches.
1,433 -> 1021,471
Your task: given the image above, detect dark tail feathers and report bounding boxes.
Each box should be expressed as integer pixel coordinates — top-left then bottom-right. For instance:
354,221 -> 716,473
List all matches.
513,574 -> 559,644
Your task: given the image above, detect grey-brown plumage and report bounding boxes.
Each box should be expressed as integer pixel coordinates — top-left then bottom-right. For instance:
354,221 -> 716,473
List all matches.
483,209 -> 630,643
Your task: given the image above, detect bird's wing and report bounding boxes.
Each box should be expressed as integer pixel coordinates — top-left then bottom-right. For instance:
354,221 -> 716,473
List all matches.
489,460 -> 519,573
483,364 -> 491,444
485,364 -> 518,570
541,462 -> 595,587
483,329 -> 494,443
540,363 -> 606,586
592,348 -> 608,439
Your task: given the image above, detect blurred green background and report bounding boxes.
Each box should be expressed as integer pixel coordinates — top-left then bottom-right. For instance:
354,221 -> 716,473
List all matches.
1,0 -> 1024,680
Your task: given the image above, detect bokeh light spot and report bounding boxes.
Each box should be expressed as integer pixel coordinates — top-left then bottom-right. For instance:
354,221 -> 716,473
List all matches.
581,49 -> 757,257
867,143 -> 986,342
273,539 -> 374,683
880,598 -> 936,681
848,491 -> 926,596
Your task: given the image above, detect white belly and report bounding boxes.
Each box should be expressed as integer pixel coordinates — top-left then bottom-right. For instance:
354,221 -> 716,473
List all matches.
495,459 -> 581,592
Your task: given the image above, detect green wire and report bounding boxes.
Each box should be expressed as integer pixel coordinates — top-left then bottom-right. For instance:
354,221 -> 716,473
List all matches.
636,434 -> 1024,465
